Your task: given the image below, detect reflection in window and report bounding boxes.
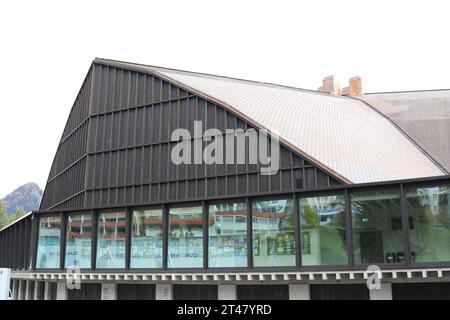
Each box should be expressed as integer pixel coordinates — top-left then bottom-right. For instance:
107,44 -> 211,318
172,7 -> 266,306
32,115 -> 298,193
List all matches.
252,199 -> 296,267
168,206 -> 203,268
131,208 -> 163,268
209,202 -> 247,268
407,185 -> 450,262
351,190 -> 404,264
300,195 -> 347,266
65,214 -> 92,268
36,216 -> 61,269
96,211 -> 126,269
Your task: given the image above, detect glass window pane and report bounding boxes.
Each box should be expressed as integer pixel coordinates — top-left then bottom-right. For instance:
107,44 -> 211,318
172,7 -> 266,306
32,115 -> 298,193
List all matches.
36,216 -> 61,269
209,202 -> 247,268
131,208 -> 163,268
407,185 -> 450,262
252,199 -> 296,267
300,194 -> 348,266
65,214 -> 92,268
351,189 -> 404,264
96,211 -> 126,269
168,206 -> 203,268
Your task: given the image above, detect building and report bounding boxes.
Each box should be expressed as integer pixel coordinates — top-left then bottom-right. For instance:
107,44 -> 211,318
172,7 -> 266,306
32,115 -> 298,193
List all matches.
1,58 -> 450,300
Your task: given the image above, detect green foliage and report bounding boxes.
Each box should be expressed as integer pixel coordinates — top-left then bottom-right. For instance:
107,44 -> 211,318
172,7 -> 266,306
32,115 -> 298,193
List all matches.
0,202 -> 27,229
0,202 -> 9,229
303,204 -> 321,228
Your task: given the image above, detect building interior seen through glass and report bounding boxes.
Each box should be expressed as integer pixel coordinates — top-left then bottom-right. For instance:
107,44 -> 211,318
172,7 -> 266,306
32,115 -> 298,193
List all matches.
252,199 -> 296,267
96,211 -> 126,269
351,189 -> 404,264
168,206 -> 203,268
65,214 -> 92,268
209,201 -> 247,268
131,208 -> 163,268
299,194 -> 348,266
36,216 -> 62,269
407,185 -> 450,262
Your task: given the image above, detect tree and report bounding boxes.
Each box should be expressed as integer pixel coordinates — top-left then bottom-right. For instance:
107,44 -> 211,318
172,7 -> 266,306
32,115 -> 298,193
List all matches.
0,203 -> 27,229
0,201 -> 9,229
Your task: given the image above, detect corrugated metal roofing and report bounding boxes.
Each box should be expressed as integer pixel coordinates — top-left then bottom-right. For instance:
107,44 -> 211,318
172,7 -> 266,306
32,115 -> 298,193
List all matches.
358,90 -> 450,173
94,59 -> 446,183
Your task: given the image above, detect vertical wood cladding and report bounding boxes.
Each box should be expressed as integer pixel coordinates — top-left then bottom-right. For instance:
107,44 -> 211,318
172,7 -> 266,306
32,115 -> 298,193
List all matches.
40,63 -> 342,210
40,69 -> 92,210
0,214 -> 32,270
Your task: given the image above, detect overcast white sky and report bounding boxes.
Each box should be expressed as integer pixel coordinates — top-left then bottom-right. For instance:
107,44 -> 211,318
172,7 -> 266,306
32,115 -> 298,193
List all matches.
0,0 -> 449,198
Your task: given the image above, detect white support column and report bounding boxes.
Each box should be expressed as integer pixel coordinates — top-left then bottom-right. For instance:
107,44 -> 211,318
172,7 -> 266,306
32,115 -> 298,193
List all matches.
101,283 -> 117,300
12,279 -> 19,300
155,284 -> 173,300
56,282 -> 68,300
218,285 -> 236,300
34,281 -> 39,300
369,283 -> 393,300
17,280 -> 23,300
44,282 -> 51,300
24,281 -> 31,300
289,284 -> 310,300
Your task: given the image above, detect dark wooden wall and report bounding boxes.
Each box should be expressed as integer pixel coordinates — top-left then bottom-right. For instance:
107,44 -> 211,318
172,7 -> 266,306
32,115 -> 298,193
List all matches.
40,62 -> 342,211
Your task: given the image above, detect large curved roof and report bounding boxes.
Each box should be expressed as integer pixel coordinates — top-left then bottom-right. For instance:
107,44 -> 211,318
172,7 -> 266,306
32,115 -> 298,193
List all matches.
95,59 -> 446,184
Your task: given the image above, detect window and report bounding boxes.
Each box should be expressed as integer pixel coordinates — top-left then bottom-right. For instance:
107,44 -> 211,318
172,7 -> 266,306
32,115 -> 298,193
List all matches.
65,214 -> 92,268
351,189 -> 404,264
300,194 -> 348,266
407,185 -> 450,262
252,198 -> 296,267
209,201 -> 247,268
168,206 -> 203,268
131,208 -> 163,268
96,211 -> 126,269
36,216 -> 61,269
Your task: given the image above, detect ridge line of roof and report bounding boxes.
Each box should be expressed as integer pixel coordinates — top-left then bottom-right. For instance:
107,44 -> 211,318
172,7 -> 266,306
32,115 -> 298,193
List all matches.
93,57 -> 352,100
351,96 -> 449,175
364,88 -> 450,95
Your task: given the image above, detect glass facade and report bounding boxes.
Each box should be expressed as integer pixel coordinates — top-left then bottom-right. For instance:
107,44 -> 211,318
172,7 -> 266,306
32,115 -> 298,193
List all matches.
36,216 -> 61,269
351,189 -> 404,264
300,194 -> 347,266
65,214 -> 92,268
252,199 -> 296,267
209,202 -> 247,268
30,179 -> 450,271
407,185 -> 450,262
131,208 -> 163,268
96,211 -> 126,269
168,206 -> 203,268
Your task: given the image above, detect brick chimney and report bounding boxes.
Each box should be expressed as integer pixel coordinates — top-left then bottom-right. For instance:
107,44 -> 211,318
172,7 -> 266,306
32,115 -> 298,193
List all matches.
318,76 -> 341,95
342,76 -> 363,96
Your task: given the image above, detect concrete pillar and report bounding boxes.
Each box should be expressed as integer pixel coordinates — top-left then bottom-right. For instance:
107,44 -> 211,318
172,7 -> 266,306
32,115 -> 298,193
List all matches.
44,282 -> 51,300
56,282 -> 68,300
369,283 -> 393,300
17,280 -> 23,300
24,281 -> 31,300
218,285 -> 236,300
34,281 -> 39,300
12,279 -> 19,300
101,283 -> 117,300
289,284 -> 310,300
155,284 -> 173,300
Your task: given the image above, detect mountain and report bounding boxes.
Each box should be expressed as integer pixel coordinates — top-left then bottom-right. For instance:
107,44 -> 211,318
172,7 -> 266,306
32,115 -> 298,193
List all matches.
0,183 -> 43,215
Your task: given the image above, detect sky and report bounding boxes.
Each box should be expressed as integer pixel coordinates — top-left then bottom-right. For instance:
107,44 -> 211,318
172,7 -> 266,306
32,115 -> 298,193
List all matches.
0,0 -> 449,198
